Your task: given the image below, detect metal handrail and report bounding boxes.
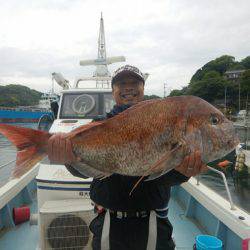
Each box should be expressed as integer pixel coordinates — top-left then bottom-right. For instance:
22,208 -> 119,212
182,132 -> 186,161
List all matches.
196,166 -> 236,210
37,114 -> 54,131
0,159 -> 15,170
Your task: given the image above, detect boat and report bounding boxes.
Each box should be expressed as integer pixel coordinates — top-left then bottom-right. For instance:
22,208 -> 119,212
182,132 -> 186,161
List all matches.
0,106 -> 53,123
0,80 -> 57,123
0,14 -> 249,250
0,90 -> 56,123
37,92 -> 59,110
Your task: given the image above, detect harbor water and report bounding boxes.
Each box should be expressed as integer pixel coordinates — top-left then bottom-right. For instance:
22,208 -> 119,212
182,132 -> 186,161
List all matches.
0,123 -> 249,214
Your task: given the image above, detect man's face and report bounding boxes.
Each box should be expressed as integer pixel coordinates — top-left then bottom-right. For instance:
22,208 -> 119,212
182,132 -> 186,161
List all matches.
112,76 -> 144,106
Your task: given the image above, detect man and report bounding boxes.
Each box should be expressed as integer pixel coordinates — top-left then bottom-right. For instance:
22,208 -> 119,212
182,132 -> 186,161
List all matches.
48,65 -> 207,250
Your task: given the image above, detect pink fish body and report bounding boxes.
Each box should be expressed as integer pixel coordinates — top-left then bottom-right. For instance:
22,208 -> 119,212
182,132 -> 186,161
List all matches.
0,96 -> 239,179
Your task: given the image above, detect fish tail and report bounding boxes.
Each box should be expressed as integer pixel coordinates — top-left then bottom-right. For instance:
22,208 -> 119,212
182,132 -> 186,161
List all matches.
0,124 -> 51,178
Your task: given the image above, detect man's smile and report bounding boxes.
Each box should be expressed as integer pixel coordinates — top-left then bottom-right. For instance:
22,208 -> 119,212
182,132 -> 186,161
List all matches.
120,92 -> 138,99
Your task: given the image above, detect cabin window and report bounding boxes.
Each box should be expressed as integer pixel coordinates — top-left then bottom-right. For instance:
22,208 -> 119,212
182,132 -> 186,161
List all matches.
60,93 -> 100,119
104,93 -> 115,113
59,92 -> 115,119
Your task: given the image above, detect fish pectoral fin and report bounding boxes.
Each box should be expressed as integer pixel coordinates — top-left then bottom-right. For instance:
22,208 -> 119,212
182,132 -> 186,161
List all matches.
145,169 -> 172,182
65,162 -> 111,179
145,139 -> 188,182
145,141 -> 183,176
99,174 -> 112,180
68,121 -> 104,138
129,141 -> 184,195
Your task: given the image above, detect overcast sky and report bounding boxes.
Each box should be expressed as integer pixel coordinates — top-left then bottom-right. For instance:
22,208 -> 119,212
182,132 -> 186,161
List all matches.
0,0 -> 249,96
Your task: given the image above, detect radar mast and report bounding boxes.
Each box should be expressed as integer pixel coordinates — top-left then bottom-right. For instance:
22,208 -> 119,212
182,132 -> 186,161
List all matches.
98,12 -> 106,60
77,13 -> 126,88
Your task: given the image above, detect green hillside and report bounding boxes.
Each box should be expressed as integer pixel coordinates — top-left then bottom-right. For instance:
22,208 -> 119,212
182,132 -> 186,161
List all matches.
169,55 -> 250,112
0,84 -> 42,107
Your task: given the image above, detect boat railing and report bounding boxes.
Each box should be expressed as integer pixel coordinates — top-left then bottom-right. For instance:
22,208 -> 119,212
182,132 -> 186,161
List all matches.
196,166 -> 235,210
37,114 -> 54,131
0,107 -> 17,111
0,106 -> 49,112
74,76 -> 112,89
0,159 -> 15,171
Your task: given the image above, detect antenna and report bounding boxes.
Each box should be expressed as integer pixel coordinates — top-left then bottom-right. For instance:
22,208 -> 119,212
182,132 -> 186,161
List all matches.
98,12 -> 106,60
52,76 -> 54,94
79,13 -> 126,85
164,83 -> 167,97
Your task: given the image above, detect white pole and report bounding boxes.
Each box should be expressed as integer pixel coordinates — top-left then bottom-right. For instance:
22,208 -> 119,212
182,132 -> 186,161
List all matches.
239,82 -> 241,112
224,86 -> 227,112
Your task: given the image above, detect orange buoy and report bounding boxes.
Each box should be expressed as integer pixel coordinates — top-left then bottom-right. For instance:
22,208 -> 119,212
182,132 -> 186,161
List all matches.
217,160 -> 231,168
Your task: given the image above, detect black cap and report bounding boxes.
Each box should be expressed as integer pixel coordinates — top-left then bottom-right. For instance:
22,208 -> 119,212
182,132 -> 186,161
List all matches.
111,65 -> 145,86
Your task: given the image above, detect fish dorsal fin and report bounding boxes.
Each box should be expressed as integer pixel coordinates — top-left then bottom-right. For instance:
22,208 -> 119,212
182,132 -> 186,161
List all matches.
108,100 -> 157,119
67,121 -> 104,138
125,99 -> 157,110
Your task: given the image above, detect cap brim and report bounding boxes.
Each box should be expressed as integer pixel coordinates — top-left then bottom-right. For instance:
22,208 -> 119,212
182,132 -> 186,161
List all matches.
112,70 -> 144,85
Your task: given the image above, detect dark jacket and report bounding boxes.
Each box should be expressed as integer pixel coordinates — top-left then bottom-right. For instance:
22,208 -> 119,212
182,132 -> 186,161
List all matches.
89,104 -> 189,211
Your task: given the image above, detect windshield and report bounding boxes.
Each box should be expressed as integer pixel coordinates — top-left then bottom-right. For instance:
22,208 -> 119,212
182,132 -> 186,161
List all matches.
104,93 -> 116,113
60,92 -> 115,119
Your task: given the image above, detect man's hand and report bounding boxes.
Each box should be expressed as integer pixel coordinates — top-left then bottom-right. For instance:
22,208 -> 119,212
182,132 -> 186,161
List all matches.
175,151 -> 208,177
48,133 -> 78,164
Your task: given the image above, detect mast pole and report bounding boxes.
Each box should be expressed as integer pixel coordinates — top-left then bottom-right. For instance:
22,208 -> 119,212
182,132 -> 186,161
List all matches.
98,12 -> 107,60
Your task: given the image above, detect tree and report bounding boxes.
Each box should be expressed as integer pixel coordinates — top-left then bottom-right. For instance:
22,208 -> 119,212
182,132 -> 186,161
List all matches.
202,71 -> 221,79
187,75 -> 227,102
168,54 -> 250,112
191,55 -> 236,82
239,70 -> 250,99
0,84 -> 42,107
241,56 -> 250,69
144,94 -> 161,100
228,63 -> 245,71
169,88 -> 186,97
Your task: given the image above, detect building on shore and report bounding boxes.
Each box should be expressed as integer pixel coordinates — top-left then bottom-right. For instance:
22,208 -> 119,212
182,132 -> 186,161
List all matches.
224,69 -> 245,82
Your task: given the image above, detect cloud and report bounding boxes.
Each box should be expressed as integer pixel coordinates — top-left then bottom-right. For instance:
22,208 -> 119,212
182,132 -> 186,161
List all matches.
0,0 -> 249,96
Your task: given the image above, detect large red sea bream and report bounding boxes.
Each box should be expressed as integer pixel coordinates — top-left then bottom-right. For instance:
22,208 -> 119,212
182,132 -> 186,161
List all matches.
0,96 -> 239,180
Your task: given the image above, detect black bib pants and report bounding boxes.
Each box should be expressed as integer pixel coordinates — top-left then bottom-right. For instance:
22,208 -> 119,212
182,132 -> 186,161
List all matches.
89,211 -> 175,250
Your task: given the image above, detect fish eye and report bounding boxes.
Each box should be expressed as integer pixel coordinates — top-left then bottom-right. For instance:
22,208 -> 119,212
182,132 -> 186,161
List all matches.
210,115 -> 220,125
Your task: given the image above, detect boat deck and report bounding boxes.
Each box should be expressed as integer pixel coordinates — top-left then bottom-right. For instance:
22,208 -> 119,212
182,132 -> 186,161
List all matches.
170,198 -> 203,249
0,197 -> 38,250
0,196 -> 203,250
